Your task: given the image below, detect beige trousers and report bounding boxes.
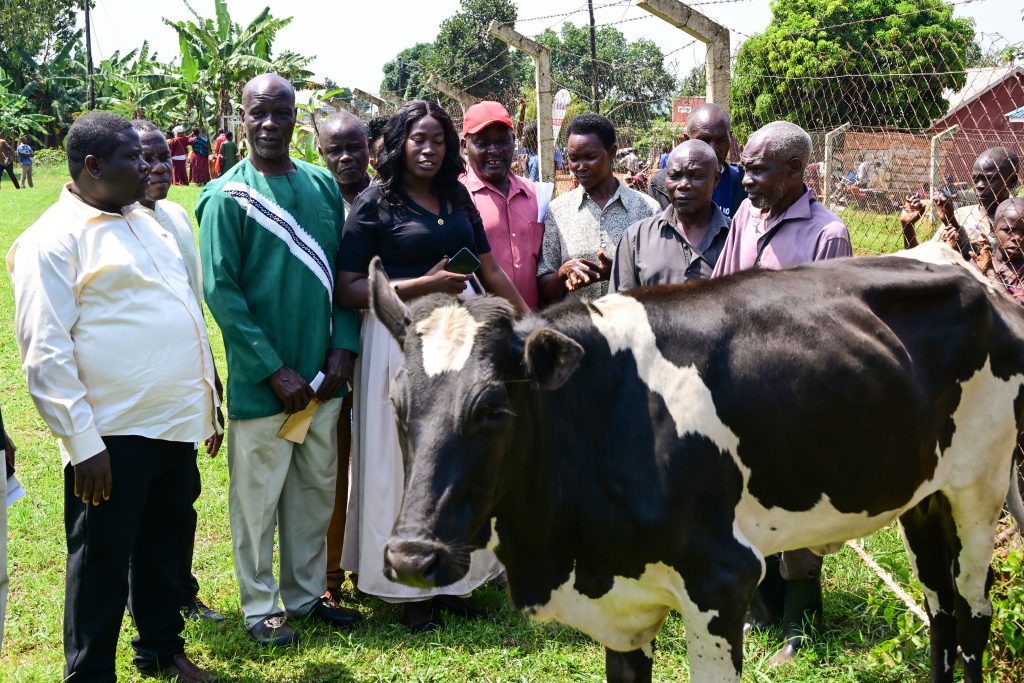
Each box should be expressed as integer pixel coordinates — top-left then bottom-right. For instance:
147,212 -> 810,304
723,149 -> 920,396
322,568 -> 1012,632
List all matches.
228,398 -> 342,628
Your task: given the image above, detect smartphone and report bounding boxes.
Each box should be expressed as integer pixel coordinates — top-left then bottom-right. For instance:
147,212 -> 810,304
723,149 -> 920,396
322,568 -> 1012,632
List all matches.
446,247 -> 481,275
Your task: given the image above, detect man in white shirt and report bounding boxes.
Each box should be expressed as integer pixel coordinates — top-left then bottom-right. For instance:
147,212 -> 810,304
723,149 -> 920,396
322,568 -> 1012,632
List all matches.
130,119 -> 226,625
8,112 -> 218,683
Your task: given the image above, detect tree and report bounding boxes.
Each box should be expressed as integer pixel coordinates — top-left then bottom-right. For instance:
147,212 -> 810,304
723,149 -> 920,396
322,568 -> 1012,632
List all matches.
429,0 -> 527,101
0,67 -> 53,141
730,0 -> 975,140
534,22 -> 676,126
381,43 -> 435,102
675,64 -> 706,98
162,0 -> 314,129
0,0 -> 86,89
94,42 -> 178,121
17,31 -> 88,145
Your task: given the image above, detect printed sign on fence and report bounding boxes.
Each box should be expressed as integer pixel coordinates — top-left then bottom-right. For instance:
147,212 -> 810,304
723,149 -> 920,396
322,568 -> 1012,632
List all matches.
552,89 -> 571,142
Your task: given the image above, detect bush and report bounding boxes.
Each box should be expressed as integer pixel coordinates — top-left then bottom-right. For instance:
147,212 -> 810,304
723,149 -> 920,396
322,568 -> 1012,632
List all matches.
33,147 -> 67,168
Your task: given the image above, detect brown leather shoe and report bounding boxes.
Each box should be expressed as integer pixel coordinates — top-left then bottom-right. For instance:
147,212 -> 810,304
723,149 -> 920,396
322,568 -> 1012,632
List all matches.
138,653 -> 216,682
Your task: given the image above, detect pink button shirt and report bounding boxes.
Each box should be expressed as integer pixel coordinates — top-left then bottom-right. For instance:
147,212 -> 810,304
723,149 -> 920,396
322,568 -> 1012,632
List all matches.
462,167 -> 543,309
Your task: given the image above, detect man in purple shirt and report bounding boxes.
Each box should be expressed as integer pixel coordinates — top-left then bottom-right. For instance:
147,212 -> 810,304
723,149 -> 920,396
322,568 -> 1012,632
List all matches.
713,120 -> 851,277
712,120 -> 851,666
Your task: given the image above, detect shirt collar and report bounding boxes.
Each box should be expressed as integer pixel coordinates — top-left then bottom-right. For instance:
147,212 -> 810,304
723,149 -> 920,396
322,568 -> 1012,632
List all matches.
754,185 -> 814,228
60,183 -> 133,221
463,166 -> 532,200
577,179 -> 624,210
660,203 -> 730,244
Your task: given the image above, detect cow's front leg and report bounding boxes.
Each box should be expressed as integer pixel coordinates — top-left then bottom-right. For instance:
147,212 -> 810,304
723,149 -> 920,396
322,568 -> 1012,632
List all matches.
605,642 -> 653,683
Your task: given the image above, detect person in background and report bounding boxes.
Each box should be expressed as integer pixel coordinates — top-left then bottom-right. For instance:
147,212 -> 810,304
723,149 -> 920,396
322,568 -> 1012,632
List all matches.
9,111 -> 218,683
611,140 -> 728,292
319,112 -> 372,210
316,110 -> 372,602
336,99 -> 526,633
521,120 -> 540,182
460,101 -> 542,309
942,198 -> 1024,305
169,126 -> 190,185
211,128 -> 227,178
649,105 -> 747,220
712,120 -> 851,666
659,147 -> 669,169
130,119 -> 226,624
188,128 -> 211,186
17,136 -> 34,188
218,131 -> 239,176
0,133 -> 21,189
198,73 -> 363,647
367,115 -> 390,171
901,146 -> 1020,252
538,113 -> 660,304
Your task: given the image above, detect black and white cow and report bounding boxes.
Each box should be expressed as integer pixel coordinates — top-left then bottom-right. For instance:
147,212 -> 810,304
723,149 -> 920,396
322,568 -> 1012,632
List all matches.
371,243 -> 1024,683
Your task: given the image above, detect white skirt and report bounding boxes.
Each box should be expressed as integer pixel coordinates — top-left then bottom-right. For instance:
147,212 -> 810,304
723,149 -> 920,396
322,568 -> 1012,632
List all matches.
341,304 -> 503,602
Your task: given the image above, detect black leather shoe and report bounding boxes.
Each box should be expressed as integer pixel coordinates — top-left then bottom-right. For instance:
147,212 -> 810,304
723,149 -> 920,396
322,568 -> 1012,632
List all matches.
138,653 -> 216,682
308,594 -> 362,629
182,597 -> 225,623
248,614 -> 298,647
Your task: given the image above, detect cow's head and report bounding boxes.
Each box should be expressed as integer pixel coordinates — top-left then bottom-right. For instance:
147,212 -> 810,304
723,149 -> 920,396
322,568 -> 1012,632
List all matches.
368,257 -> 583,588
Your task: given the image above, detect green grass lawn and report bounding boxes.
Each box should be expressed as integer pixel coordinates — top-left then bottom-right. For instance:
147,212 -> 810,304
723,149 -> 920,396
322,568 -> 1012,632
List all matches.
0,164 -> 1018,682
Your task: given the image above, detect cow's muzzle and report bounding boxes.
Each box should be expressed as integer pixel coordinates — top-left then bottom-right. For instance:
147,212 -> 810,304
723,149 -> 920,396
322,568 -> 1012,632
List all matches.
383,536 -> 468,588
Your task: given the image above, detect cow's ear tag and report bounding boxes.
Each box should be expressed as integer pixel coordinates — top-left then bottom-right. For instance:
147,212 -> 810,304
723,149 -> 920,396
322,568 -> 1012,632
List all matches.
368,256 -> 411,347
523,328 -> 584,390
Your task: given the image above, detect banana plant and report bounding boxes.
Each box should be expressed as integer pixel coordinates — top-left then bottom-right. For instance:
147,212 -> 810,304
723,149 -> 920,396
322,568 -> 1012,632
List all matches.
0,67 -> 53,140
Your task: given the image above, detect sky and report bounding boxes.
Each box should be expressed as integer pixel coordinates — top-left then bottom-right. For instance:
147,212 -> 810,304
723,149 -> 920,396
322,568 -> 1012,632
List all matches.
79,0 -> 1023,95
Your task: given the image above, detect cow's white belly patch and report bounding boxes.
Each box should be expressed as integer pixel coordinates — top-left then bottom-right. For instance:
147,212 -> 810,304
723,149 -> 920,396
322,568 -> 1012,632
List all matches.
415,304 -> 483,376
530,562 -> 733,674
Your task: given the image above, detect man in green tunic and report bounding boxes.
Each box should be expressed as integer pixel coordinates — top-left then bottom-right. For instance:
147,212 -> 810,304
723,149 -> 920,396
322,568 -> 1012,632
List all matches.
197,73 -> 362,646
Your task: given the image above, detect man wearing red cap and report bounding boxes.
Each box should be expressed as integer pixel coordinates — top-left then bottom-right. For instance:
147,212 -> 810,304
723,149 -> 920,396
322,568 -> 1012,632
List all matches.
460,101 -> 543,309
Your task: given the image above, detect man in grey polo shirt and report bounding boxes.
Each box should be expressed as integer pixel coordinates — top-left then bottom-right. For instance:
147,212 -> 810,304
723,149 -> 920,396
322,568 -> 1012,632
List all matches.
611,140 -> 728,292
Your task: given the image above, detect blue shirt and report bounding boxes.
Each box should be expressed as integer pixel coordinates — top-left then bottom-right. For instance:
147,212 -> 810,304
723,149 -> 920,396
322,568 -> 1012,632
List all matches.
16,144 -> 32,165
712,163 -> 747,220
659,153 -> 668,169
527,154 -> 539,182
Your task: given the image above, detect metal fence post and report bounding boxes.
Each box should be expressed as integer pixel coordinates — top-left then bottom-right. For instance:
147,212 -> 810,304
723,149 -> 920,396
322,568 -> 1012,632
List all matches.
488,20 -> 555,184
929,125 -> 960,226
823,122 -> 851,208
637,0 -> 731,110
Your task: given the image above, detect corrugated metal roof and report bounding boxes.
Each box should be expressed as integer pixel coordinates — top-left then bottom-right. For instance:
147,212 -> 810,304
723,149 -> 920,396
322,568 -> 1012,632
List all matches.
1007,105 -> 1024,120
941,65 -> 1024,119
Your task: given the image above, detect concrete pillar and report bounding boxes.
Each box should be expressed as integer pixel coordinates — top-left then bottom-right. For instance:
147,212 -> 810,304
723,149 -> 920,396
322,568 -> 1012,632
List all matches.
353,88 -> 396,114
823,122 -> 851,208
425,74 -> 477,115
637,0 -> 731,109
489,20 -> 555,184
930,125 -> 960,225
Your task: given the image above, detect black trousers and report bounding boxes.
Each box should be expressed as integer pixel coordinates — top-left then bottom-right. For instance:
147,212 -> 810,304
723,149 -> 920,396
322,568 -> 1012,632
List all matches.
180,454 -> 202,604
0,163 -> 19,188
63,436 -> 193,682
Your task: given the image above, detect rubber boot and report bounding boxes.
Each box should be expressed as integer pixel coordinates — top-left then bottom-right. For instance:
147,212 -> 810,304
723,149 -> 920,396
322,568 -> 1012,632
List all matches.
745,554 -> 786,634
768,577 -> 823,666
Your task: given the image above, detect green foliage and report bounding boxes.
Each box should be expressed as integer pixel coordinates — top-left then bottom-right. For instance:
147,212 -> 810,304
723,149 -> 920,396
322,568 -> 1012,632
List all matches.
16,33 -> 87,145
381,43 -> 436,101
161,0 -> 315,130
730,0 -> 975,140
675,64 -> 706,98
990,549 -> 1024,674
31,147 -> 66,167
0,68 -> 53,140
534,22 -> 676,127
0,0 -> 85,88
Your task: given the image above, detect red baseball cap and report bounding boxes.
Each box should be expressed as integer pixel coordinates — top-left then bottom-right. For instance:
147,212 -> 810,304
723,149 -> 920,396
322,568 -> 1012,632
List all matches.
462,101 -> 514,136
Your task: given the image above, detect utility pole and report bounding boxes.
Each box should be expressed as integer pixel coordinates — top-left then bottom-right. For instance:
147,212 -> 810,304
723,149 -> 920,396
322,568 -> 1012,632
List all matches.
587,0 -> 600,112
84,0 -> 95,110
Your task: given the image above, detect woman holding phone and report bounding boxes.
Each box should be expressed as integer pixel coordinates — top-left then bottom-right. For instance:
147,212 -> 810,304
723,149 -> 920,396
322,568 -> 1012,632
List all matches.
336,100 -> 526,631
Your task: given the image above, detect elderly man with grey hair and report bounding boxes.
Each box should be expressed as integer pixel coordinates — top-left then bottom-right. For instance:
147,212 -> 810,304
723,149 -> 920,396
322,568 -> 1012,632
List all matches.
711,120 -> 851,665
611,139 -> 729,290
713,120 -> 851,276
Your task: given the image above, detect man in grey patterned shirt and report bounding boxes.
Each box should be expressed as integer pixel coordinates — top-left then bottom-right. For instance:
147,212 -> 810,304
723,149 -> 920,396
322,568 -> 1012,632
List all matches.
537,113 -> 659,304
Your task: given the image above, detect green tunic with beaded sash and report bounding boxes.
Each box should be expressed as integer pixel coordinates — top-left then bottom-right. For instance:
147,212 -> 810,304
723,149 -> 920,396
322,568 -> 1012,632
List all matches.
198,158 -> 359,419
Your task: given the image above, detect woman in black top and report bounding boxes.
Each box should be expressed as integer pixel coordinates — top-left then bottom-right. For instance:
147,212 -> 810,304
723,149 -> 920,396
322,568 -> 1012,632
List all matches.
336,100 -> 525,632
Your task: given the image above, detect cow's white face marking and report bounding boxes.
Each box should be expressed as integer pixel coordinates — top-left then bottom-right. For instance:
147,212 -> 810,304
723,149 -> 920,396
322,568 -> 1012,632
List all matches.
415,304 -> 483,377
533,563 -> 739,683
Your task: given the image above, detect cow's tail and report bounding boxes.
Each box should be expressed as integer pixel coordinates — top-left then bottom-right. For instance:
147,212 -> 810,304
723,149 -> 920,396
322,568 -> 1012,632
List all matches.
1008,446 -> 1024,533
